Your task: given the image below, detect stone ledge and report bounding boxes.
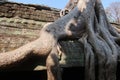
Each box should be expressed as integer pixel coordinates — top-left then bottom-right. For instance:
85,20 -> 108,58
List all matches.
0,2 -> 60,22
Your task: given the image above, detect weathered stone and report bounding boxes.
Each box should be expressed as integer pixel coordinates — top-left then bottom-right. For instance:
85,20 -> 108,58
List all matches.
0,2 -> 60,22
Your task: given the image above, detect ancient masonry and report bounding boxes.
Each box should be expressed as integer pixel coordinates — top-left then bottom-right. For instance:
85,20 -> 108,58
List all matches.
0,1 -> 60,52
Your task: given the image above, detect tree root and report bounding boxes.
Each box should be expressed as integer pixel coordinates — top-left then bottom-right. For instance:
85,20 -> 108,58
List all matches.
0,0 -> 120,80
78,0 -> 120,80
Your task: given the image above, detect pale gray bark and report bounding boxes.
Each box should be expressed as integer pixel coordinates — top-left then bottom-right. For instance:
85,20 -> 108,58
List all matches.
61,0 -> 120,80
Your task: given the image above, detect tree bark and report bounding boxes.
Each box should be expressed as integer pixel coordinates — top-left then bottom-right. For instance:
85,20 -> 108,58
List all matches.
77,0 -> 120,80
0,3 -> 84,80
0,0 -> 120,80
61,0 -> 120,80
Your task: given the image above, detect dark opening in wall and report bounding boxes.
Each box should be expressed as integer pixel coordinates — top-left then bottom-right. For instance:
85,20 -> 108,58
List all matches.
1,65 -> 120,80
0,70 -> 47,80
117,62 -> 120,80
62,67 -> 84,80
0,67 -> 84,80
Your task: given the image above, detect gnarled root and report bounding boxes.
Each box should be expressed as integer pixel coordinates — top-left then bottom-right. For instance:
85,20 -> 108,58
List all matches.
46,43 -> 62,80
78,0 -> 120,80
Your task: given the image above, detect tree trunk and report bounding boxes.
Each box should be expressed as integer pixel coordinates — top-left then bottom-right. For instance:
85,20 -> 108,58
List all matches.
0,0 -> 120,80
77,0 -> 120,80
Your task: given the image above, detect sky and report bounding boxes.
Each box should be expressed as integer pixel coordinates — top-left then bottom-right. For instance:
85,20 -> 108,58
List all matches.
9,0 -> 120,9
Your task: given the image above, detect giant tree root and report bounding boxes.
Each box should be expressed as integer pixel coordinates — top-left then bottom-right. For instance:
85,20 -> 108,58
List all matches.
78,0 -> 120,80
0,0 -> 120,80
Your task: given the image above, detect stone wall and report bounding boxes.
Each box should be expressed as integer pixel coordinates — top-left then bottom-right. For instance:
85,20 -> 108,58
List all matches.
0,2 -> 60,22
0,2 -> 60,52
